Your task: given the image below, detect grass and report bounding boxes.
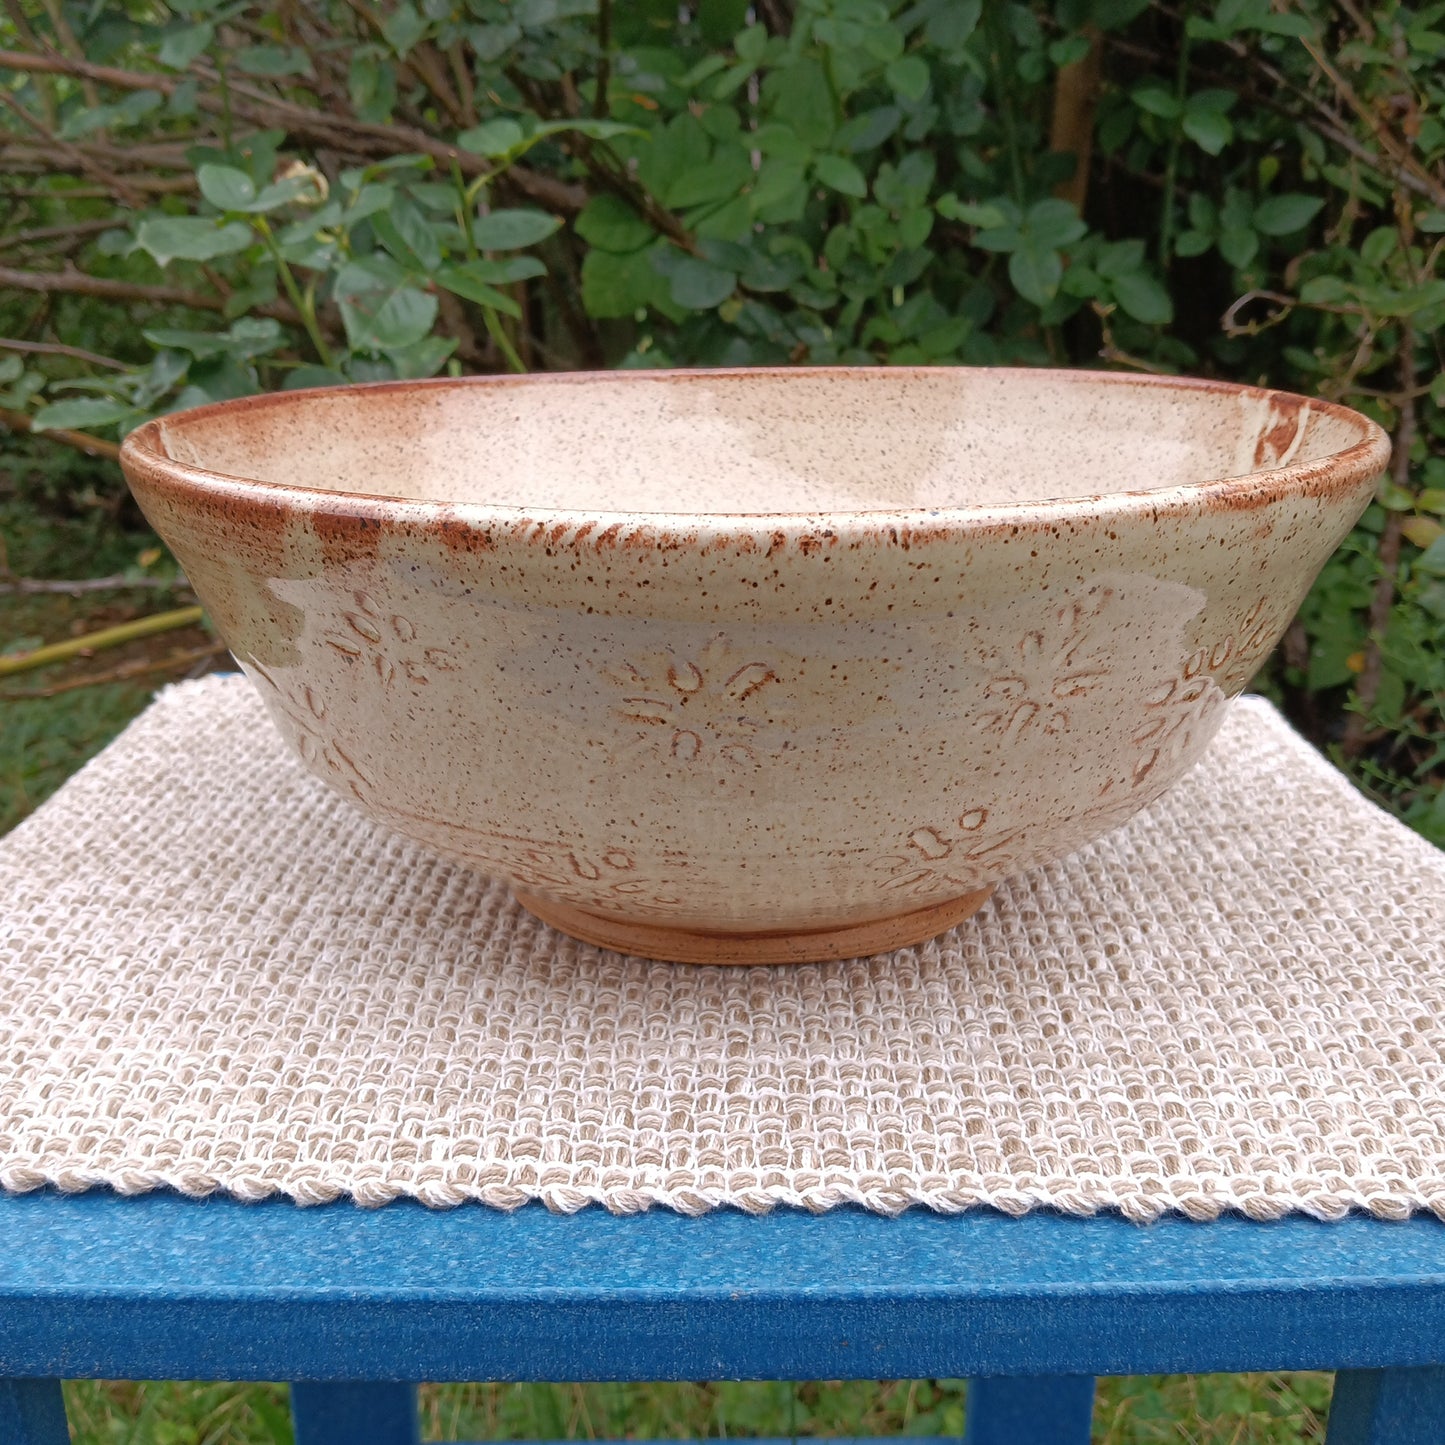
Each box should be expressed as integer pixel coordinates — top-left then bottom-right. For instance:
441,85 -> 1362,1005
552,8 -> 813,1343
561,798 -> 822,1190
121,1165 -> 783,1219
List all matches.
0,490 -> 217,833
60,1375 -> 1333,1444
5,477 -> 1336,1443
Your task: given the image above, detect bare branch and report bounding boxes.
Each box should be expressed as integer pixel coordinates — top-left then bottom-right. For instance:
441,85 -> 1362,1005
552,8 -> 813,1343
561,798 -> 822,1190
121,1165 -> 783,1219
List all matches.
0,217 -> 116,253
0,404 -> 121,461
0,336 -> 128,369
0,264 -> 309,331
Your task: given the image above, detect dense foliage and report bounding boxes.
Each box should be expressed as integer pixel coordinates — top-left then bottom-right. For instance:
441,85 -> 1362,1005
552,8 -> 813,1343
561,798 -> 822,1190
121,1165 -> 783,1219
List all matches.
1,0 -> 1442,841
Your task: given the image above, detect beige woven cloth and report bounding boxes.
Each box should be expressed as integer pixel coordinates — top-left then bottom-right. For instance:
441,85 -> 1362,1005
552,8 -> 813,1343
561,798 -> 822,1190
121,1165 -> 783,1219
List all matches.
2,675 -> 1443,1221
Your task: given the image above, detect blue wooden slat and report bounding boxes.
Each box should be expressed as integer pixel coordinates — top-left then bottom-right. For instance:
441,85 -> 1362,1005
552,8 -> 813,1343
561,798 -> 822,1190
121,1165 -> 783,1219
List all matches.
290,1382 -> 420,1445
1327,1367 -> 1445,1444
4,1189 -> 1445,1381
962,1377 -> 1095,1445
0,1379 -> 68,1445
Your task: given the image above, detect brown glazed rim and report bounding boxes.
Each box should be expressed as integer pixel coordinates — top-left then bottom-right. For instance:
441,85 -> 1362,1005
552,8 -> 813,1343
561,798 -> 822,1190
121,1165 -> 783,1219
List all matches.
120,366 -> 1392,543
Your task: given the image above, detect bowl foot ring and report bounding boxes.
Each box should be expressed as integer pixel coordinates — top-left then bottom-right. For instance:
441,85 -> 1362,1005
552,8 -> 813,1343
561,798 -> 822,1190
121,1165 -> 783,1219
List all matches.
513,885 -> 997,965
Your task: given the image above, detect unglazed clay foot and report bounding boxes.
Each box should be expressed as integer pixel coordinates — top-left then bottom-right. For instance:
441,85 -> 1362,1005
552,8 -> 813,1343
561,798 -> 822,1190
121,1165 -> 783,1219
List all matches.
514,885 -> 998,965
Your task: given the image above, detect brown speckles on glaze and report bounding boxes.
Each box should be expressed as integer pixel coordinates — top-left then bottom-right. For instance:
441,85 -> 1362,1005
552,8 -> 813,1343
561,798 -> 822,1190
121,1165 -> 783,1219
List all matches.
313,508 -> 383,569
117,368 -> 1389,963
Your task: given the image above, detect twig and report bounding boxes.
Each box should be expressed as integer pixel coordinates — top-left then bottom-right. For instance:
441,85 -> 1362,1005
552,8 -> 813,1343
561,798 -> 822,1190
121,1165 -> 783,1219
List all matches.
1048,26 -> 1101,211
0,50 -> 586,214
1343,321 -> 1416,758
0,218 -> 116,254
0,337 -> 128,369
1,641 -> 227,697
0,573 -> 183,595
0,264 -> 309,331
0,607 -> 206,678
594,0 -> 613,119
0,406 -> 121,462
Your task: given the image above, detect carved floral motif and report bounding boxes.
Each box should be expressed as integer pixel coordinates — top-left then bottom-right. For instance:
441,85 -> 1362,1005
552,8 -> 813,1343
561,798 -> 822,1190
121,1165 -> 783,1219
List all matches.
603,633 -> 783,768
322,589 -> 459,688
974,592 -> 1116,740
247,661 -> 374,802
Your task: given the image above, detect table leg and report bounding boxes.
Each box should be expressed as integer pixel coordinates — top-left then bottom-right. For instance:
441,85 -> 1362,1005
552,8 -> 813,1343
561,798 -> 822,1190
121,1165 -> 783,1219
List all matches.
289,1381 -> 421,1445
1327,1367 -> 1445,1444
0,1380 -> 68,1444
962,1375 -> 1095,1445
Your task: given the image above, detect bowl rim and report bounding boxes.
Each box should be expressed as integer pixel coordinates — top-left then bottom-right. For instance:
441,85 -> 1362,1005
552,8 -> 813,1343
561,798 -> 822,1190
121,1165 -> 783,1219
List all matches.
120,365 -> 1392,539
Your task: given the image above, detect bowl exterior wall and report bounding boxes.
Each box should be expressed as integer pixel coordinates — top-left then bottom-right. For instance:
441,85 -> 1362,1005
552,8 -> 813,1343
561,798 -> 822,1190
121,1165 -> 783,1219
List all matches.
124,451 -> 1377,936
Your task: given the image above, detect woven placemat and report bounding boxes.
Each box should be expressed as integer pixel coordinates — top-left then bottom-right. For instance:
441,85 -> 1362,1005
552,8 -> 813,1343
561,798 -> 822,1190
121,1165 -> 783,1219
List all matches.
2,675 -> 1443,1220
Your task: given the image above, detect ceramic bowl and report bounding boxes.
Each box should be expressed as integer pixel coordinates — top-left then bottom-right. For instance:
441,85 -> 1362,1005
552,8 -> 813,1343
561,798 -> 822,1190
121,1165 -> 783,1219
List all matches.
120,368 -> 1389,964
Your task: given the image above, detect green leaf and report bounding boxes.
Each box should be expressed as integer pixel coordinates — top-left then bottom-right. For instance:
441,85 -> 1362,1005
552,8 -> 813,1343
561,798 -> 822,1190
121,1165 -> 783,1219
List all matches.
197,163 -> 258,211
1182,109 -> 1232,154
1254,193 -> 1324,236
32,397 -> 133,432
158,21 -> 213,70
470,209 -> 563,249
669,150 -> 756,209
0,355 -> 21,385
457,117 -> 526,158
448,254 -> 545,284
434,263 -> 523,315
581,246 -> 665,318
658,252 -> 737,309
814,155 -> 868,198
382,2 -> 427,55
1132,83 -> 1183,119
373,196 -> 443,272
924,0 -> 981,48
1025,198 -> 1086,249
533,117 -> 641,143
235,44 -> 310,77
885,54 -> 930,101
1419,208 -> 1445,233
283,365 -> 349,391
1111,270 -> 1174,324
142,318 -> 284,361
1175,230 -> 1212,257
937,195 -> 1010,228
835,106 -> 902,153
1300,274 -> 1351,305
135,216 -> 253,266
334,258 -> 439,351
575,194 -> 656,253
1009,242 -> 1062,305
1218,226 -> 1259,268
384,334 -> 457,379
1416,534 -> 1445,577
764,57 -> 835,149
1360,226 -> 1398,268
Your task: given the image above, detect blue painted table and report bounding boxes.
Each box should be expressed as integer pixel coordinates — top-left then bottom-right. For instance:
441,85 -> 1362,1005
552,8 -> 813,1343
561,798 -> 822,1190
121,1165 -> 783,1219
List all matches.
2,1190 -> 1443,1444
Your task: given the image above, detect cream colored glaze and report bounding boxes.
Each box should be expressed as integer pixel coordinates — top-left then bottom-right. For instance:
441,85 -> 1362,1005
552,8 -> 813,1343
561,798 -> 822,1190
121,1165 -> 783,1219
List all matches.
120,368 -> 1390,962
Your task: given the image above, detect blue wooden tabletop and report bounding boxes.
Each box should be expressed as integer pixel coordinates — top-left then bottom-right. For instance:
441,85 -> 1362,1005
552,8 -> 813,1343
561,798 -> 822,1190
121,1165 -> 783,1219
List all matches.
2,1187 -> 1445,1384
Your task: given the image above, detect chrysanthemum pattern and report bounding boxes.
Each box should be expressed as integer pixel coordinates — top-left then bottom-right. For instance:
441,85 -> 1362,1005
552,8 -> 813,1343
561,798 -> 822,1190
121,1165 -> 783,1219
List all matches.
368,808 -> 693,915
322,589 -> 459,688
605,633 -> 783,768
975,592 -> 1117,741
247,661 -> 375,803
873,807 -> 1030,897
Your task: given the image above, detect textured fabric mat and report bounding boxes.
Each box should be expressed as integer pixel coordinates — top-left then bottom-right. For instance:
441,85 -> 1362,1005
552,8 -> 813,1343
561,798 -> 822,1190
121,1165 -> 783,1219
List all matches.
2,675 -> 1444,1220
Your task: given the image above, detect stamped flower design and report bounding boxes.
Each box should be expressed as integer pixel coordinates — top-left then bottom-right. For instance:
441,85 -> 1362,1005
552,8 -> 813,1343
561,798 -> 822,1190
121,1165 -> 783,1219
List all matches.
322,589 -> 459,688
975,592 -> 1116,741
604,633 -> 783,768
248,661 -> 374,802
1182,595 -> 1277,692
372,809 -> 694,915
873,806 -> 1029,897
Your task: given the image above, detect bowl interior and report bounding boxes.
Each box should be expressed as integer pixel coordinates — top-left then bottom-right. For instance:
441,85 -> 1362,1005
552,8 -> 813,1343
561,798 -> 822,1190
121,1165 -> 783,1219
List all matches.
150,369 -> 1370,514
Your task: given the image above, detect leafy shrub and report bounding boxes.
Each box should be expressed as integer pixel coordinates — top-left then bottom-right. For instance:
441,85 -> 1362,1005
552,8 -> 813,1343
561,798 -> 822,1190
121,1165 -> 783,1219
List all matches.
1,0 -> 1441,840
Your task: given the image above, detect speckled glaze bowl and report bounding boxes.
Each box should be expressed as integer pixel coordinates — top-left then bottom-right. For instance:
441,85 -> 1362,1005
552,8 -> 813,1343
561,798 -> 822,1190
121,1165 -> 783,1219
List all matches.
120,368 -> 1388,964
